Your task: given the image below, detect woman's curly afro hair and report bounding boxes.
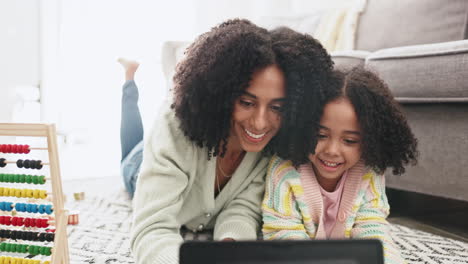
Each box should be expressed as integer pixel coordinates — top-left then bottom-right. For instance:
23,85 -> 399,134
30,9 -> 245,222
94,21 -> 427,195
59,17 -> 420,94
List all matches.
283,66 -> 419,175
171,19 -> 276,158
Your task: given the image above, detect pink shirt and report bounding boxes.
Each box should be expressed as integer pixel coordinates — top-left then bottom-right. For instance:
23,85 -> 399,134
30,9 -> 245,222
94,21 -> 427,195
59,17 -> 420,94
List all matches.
318,170 -> 348,238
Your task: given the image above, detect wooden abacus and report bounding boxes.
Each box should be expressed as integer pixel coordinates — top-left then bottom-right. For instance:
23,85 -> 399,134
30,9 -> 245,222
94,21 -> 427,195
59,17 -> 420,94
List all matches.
0,123 -> 69,264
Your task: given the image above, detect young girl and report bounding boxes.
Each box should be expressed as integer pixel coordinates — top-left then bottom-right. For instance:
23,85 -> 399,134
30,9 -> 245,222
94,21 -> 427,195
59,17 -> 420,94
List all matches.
262,67 -> 418,264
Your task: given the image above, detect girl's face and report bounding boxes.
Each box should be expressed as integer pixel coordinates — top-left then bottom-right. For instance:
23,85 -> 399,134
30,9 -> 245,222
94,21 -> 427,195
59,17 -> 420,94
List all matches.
230,64 -> 286,153
308,97 -> 362,191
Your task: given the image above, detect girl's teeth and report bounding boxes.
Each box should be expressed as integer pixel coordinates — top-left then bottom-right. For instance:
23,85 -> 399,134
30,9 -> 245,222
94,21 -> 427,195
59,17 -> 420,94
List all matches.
245,129 -> 265,139
323,160 -> 339,167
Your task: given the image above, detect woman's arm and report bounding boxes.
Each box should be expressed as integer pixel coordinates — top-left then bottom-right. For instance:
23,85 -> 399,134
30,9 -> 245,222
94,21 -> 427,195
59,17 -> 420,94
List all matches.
130,108 -> 193,264
213,163 -> 267,241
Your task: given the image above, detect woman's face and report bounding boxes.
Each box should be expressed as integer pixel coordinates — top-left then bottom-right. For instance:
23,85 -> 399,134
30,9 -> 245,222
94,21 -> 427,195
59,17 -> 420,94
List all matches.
230,64 -> 286,153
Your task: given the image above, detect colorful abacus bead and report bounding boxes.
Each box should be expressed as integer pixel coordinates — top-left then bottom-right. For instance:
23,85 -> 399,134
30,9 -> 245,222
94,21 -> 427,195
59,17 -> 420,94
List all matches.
29,244 -> 39,255
0,173 -> 9,182
0,201 -> 13,211
0,144 -> 30,154
38,204 -> 46,214
15,202 -> 24,212
20,244 -> 28,253
28,203 -> 38,213
8,174 -> 15,182
24,217 -> 32,227
0,215 -> 12,225
16,159 -> 43,170
12,216 -> 24,226
39,246 -> 52,256
45,204 -> 53,214
19,174 -> 26,182
41,218 -> 49,228
39,175 -> 46,184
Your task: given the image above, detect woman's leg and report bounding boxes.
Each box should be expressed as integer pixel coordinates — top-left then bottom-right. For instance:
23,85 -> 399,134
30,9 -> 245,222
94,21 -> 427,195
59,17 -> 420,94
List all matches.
118,58 -> 143,161
121,141 -> 143,198
118,58 -> 143,197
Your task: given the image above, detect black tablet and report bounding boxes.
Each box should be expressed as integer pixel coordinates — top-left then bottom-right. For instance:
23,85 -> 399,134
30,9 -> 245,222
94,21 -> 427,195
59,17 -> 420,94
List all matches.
180,239 -> 383,264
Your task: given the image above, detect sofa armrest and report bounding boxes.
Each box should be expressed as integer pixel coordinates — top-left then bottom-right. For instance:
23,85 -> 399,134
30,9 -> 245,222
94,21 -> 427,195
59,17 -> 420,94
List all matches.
365,40 -> 468,103
331,50 -> 370,70
161,41 -> 190,87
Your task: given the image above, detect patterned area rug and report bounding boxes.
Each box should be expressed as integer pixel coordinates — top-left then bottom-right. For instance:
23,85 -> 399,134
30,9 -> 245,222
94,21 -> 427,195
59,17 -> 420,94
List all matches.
66,191 -> 468,264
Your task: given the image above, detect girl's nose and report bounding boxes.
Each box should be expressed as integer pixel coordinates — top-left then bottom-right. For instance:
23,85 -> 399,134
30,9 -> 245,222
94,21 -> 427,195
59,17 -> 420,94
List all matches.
324,140 -> 340,156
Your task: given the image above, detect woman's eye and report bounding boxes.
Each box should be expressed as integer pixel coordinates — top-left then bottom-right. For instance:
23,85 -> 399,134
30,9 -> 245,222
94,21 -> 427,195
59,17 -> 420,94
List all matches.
317,134 -> 327,139
270,105 -> 283,112
239,100 -> 253,107
344,139 -> 359,144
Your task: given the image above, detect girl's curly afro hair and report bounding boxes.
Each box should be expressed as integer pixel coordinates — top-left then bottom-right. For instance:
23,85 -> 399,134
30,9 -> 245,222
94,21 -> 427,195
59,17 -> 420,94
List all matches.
282,66 -> 419,175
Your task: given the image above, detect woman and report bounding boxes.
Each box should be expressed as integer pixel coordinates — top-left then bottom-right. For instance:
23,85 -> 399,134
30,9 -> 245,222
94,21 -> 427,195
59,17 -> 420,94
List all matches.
127,19 -> 333,263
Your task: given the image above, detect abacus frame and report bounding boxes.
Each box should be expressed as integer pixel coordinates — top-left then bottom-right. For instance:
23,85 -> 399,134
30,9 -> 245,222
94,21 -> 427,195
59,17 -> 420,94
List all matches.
0,123 -> 69,264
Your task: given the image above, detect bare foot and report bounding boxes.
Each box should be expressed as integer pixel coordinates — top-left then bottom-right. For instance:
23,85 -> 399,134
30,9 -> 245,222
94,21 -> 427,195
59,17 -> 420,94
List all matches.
118,58 -> 140,81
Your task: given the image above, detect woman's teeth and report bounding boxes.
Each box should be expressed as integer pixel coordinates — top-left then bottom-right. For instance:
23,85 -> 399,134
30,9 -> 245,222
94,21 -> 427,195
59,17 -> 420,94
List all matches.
245,129 -> 265,139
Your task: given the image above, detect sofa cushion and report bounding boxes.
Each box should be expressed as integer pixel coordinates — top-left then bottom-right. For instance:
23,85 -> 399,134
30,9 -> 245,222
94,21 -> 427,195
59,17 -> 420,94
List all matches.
331,50 -> 369,71
356,0 -> 468,51
365,40 -> 468,103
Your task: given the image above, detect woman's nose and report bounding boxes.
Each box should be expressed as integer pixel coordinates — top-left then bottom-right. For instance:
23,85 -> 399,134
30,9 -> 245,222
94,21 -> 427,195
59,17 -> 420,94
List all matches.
251,107 -> 268,131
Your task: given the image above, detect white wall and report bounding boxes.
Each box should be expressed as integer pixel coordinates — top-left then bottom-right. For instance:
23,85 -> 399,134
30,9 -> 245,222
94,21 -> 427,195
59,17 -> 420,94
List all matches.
0,0 -> 354,124
0,0 -> 40,122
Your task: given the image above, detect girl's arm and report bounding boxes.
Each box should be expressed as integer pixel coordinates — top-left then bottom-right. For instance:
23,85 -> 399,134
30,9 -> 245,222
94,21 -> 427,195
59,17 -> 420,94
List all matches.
130,108 -> 193,264
351,173 -> 406,264
261,157 -> 310,240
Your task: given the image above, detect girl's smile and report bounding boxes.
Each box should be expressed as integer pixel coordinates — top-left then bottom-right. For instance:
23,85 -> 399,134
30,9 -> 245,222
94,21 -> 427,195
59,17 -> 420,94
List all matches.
317,158 -> 343,171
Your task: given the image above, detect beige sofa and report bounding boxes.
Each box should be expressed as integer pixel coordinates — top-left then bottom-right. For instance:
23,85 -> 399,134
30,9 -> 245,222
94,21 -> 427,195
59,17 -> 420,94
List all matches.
332,0 -> 468,201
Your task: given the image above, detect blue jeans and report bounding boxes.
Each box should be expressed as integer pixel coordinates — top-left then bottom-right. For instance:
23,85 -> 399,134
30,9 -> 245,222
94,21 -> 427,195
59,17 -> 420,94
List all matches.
120,80 -> 143,198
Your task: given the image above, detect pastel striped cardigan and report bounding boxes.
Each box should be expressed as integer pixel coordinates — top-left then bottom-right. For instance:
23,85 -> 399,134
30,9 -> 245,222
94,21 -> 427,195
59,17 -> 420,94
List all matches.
262,156 -> 405,264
